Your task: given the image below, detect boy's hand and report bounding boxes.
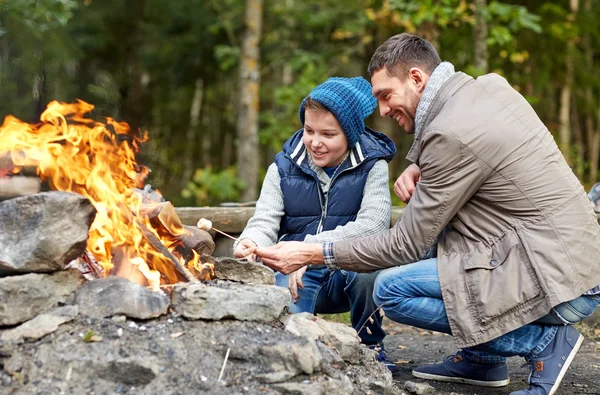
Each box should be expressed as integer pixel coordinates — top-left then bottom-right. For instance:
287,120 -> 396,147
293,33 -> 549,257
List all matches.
234,238 -> 258,261
289,266 -> 308,303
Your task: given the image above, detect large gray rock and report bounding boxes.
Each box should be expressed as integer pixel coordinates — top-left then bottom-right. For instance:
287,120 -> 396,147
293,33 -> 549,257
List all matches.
283,312 -> 361,364
0,192 -> 96,276
0,269 -> 84,326
75,276 -> 170,320
209,256 -> 276,285
253,339 -> 323,383
171,282 -> 289,322
0,305 -> 78,343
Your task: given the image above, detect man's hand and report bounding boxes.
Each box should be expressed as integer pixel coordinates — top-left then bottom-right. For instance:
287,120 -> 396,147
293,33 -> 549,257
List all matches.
288,266 -> 307,303
394,163 -> 421,203
255,241 -> 323,274
233,238 -> 258,262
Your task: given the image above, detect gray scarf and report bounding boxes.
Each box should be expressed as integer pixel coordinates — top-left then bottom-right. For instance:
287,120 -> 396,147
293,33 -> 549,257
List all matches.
414,61 -> 455,138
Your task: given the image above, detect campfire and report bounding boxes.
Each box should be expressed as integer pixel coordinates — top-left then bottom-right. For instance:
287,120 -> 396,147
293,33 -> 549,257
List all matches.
0,102 -> 397,394
0,100 -> 214,290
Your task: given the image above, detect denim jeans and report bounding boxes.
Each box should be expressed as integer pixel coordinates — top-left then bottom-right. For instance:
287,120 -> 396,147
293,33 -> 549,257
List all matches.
373,258 -> 600,363
275,267 -> 385,345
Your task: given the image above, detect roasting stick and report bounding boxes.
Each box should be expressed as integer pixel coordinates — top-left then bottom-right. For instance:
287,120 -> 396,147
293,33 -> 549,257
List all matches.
211,226 -> 238,241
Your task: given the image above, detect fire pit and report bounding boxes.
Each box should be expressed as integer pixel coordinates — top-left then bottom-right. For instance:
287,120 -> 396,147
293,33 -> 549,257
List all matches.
0,101 -> 398,394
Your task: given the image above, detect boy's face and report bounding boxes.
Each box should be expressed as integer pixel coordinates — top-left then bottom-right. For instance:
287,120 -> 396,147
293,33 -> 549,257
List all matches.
302,108 -> 348,168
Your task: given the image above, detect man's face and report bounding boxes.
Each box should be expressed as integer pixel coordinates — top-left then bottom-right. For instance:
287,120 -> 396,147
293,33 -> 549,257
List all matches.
302,108 -> 349,168
371,67 -> 424,134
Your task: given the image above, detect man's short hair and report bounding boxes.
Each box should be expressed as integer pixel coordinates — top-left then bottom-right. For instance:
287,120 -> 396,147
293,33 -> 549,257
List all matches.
368,33 -> 441,79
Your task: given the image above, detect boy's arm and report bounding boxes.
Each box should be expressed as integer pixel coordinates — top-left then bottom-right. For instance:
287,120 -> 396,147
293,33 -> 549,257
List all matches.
234,163 -> 285,249
303,159 -> 391,243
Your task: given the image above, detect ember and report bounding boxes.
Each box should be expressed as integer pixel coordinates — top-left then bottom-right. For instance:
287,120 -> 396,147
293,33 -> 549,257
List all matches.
0,100 -> 214,289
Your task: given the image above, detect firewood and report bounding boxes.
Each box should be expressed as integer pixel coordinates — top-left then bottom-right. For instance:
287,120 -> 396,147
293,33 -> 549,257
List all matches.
135,219 -> 199,283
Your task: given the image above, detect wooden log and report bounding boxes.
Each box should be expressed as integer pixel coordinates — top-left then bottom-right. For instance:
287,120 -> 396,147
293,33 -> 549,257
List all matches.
0,176 -> 41,200
175,207 -> 256,233
175,205 -> 599,235
0,154 -> 38,176
135,219 -> 199,283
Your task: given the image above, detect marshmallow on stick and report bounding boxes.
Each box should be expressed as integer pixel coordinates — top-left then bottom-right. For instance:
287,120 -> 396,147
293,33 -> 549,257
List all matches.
196,218 -> 238,241
196,218 -> 212,232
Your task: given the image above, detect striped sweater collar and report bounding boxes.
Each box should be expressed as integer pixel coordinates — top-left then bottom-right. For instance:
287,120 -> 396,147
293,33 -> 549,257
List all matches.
289,140 -> 367,170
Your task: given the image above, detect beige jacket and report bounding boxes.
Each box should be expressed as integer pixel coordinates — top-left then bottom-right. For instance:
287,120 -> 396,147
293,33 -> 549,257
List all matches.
334,72 -> 600,348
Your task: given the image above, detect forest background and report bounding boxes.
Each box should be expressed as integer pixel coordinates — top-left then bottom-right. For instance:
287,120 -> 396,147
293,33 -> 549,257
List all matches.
1,0 -> 599,207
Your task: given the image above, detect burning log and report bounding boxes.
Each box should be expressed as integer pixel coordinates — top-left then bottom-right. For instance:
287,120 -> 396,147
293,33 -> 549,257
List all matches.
0,153 -> 39,177
135,219 -> 199,283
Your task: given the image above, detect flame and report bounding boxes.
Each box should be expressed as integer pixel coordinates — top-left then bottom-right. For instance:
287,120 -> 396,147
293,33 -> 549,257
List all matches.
0,100 -> 212,289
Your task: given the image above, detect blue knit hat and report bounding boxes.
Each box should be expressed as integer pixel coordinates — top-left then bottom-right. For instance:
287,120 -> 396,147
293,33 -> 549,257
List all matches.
299,77 -> 377,148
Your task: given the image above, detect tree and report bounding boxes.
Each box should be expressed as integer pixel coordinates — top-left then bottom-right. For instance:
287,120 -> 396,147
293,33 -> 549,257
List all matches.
473,0 -> 488,73
559,0 -> 579,166
236,0 -> 263,202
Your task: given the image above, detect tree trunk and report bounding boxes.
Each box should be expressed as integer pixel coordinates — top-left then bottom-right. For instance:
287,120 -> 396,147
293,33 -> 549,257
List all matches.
123,0 -> 145,133
417,21 -> 439,51
33,63 -> 47,121
473,0 -> 488,74
558,0 -> 579,166
572,103 -> 585,177
182,79 -> 204,187
592,101 -> 600,182
236,0 -> 263,202
583,0 -> 598,183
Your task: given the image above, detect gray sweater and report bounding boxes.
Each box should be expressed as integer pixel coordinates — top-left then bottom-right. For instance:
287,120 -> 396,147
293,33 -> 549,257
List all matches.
235,157 -> 391,249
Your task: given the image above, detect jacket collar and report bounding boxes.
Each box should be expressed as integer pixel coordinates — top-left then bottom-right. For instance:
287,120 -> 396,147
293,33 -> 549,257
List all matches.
406,72 -> 474,163
284,126 -> 396,173
288,138 -> 367,169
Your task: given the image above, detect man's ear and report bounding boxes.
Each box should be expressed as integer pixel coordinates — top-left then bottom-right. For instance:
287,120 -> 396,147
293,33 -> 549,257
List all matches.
409,67 -> 429,93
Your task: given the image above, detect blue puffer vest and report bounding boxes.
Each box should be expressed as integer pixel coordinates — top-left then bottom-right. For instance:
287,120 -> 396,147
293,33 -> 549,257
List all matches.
274,127 -> 396,242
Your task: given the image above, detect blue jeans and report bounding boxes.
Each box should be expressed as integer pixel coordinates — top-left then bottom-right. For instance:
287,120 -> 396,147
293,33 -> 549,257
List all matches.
373,258 -> 600,363
275,267 -> 385,345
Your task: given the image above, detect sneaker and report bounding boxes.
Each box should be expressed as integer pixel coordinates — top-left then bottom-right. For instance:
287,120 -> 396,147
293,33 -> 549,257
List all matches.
412,350 -> 510,387
510,325 -> 584,395
368,344 -> 397,373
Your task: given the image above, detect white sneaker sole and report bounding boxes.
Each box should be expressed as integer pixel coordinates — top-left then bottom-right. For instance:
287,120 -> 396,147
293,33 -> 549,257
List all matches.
548,333 -> 584,395
411,370 -> 510,387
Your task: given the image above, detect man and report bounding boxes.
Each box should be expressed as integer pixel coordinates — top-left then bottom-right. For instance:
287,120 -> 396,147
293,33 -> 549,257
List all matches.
255,33 -> 600,395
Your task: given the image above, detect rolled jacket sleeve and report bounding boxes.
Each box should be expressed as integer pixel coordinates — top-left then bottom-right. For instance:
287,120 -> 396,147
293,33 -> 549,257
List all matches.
333,129 -> 490,272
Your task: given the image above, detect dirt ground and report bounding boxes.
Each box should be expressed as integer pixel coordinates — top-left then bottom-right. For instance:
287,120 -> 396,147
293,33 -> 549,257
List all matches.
381,319 -> 600,395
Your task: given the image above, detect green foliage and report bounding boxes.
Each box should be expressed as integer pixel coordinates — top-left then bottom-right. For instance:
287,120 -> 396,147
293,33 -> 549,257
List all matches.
0,0 -> 78,38
1,0 -> 599,202
182,166 -> 245,206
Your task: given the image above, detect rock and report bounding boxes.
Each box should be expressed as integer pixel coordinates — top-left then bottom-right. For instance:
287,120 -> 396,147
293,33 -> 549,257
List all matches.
283,312 -> 361,364
0,269 -> 84,326
171,282 -> 289,322
349,347 -> 397,394
404,380 -> 435,395
0,305 -> 78,343
75,276 -> 170,319
271,375 -> 354,394
254,340 -> 323,383
204,255 -> 276,285
0,192 -> 96,276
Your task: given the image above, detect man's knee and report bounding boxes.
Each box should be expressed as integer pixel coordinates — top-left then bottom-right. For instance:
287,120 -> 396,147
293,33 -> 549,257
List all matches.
373,268 -> 401,306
